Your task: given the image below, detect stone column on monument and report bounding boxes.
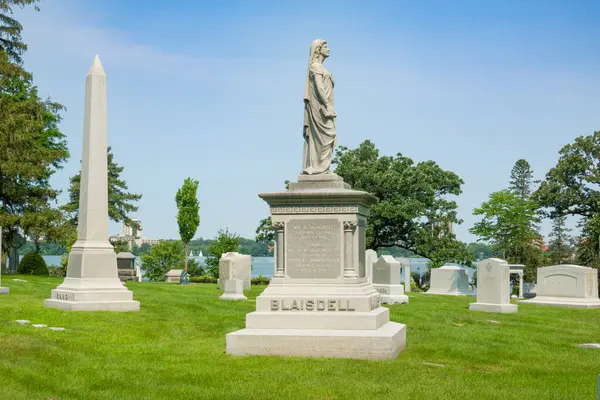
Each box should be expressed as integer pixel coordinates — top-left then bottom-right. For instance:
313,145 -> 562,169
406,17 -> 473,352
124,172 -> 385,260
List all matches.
343,221 -> 358,278
273,222 -> 285,278
44,55 -> 139,311
0,226 -> 8,294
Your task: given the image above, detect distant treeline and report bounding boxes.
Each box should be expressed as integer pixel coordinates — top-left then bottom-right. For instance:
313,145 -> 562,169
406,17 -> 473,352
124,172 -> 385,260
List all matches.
19,237 -> 273,257
20,239 -> 494,260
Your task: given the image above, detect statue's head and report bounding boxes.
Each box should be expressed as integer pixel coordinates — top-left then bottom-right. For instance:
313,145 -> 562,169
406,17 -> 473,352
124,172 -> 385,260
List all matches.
309,39 -> 329,63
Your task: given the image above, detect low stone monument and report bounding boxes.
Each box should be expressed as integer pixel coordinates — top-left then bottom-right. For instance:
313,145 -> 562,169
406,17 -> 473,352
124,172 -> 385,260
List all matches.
226,39 -> 406,360
518,265 -> 600,308
0,226 -> 8,294
372,256 -> 408,304
220,279 -> 247,301
219,252 -> 251,291
166,269 -> 183,283
426,265 -> 471,296
116,252 -> 137,282
44,56 -> 139,312
365,249 -> 377,283
469,258 -> 517,313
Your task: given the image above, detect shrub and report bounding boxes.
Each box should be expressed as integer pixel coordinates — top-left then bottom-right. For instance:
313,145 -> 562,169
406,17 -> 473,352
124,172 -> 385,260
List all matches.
251,275 -> 270,285
17,252 -> 48,275
189,275 -> 218,284
47,264 -> 66,277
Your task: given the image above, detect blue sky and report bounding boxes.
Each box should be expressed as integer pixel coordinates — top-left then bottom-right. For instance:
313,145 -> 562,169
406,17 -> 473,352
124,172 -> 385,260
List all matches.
15,0 -> 600,242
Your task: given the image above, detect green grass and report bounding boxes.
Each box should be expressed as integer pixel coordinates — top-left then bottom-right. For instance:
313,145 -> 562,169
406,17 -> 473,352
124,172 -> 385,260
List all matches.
1,275 -> 599,400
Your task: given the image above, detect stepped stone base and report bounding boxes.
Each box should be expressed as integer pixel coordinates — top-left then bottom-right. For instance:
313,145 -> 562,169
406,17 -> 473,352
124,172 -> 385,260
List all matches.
227,321 -> 406,360
469,302 -> 518,313
44,277 -> 139,311
0,287 -> 9,294
518,296 -> 600,309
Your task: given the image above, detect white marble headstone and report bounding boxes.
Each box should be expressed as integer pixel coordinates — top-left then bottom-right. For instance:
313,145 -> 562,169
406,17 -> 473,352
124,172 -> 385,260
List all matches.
426,265 -> 471,296
470,258 -> 517,313
219,252 -> 251,291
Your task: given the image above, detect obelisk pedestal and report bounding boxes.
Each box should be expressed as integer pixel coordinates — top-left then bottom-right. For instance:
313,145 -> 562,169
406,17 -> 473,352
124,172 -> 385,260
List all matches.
226,174 -> 406,360
44,56 -> 139,311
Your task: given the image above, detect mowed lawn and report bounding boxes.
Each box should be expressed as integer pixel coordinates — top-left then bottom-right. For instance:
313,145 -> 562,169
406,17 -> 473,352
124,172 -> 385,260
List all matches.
1,276 -> 599,400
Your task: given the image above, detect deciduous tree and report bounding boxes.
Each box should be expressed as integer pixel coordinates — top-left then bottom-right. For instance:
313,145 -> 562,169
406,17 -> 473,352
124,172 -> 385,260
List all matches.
175,177 -> 200,271
333,140 -> 473,267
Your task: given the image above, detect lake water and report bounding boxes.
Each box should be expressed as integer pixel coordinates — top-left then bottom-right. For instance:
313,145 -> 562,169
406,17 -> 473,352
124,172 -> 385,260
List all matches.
37,255 -> 473,280
38,255 -> 275,278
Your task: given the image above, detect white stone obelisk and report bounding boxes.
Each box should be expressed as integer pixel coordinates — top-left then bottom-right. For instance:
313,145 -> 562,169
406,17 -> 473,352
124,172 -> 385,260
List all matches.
0,226 -> 8,294
44,55 -> 139,311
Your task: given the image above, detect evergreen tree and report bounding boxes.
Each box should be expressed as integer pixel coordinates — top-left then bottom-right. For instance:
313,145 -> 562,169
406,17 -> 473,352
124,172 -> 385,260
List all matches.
509,159 -> 537,200
548,215 -> 572,264
62,146 -> 141,229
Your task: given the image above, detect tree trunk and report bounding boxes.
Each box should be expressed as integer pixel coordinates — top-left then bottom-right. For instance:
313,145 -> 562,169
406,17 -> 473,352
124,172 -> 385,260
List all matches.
34,234 -> 41,253
184,242 -> 189,271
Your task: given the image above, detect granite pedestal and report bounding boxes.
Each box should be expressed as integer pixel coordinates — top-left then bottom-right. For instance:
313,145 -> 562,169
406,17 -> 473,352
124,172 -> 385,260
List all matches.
226,174 -> 406,360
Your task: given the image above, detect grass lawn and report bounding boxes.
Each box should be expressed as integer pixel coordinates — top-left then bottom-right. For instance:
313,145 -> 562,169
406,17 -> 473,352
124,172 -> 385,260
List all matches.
1,275 -> 599,400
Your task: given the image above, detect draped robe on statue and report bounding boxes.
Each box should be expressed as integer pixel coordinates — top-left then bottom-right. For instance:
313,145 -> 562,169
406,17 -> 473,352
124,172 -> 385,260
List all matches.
302,61 -> 336,175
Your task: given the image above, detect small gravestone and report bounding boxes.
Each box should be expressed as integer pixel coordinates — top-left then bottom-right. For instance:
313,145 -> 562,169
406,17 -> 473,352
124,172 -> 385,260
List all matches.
470,258 -> 517,313
518,265 -> 600,308
219,279 -> 247,301
523,282 -> 536,299
372,256 -> 408,304
166,269 -> 183,283
15,320 -> 30,325
219,252 -> 251,291
32,324 -> 47,328
180,270 -> 189,285
116,252 -> 137,282
49,327 -> 66,331
426,265 -> 471,296
365,249 -> 378,283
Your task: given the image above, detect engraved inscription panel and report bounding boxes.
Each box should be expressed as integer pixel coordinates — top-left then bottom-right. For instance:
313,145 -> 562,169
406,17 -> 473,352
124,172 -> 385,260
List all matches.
542,273 -> 578,297
286,219 -> 341,279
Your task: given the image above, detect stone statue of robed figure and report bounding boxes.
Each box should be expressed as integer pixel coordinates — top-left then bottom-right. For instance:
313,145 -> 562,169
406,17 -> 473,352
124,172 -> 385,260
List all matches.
302,39 -> 337,175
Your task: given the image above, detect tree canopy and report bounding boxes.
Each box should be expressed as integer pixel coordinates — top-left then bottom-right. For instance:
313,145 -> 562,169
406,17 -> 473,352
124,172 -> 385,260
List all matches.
333,140 -> 473,267
62,146 -> 141,229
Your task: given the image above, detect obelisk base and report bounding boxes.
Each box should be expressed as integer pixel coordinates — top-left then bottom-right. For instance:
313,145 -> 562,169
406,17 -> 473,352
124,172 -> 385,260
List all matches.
44,243 -> 139,311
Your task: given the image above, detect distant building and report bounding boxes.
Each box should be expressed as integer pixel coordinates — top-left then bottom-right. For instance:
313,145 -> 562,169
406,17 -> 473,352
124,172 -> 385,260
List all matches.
110,219 -> 161,248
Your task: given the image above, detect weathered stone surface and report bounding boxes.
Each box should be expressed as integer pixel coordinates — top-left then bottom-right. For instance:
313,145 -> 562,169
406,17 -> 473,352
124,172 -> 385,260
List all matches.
470,258 -> 517,313
219,252 -> 251,291
518,265 -> 600,308
426,265 -> 472,296
44,56 -> 139,312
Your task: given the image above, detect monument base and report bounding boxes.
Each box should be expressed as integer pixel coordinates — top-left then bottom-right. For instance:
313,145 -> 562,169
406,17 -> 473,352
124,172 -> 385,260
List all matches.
220,279 -> 247,301
44,277 -> 139,311
0,287 -> 9,294
518,296 -> 600,309
469,302 -> 518,313
226,321 -> 406,360
373,284 -> 409,305
426,288 -> 472,296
